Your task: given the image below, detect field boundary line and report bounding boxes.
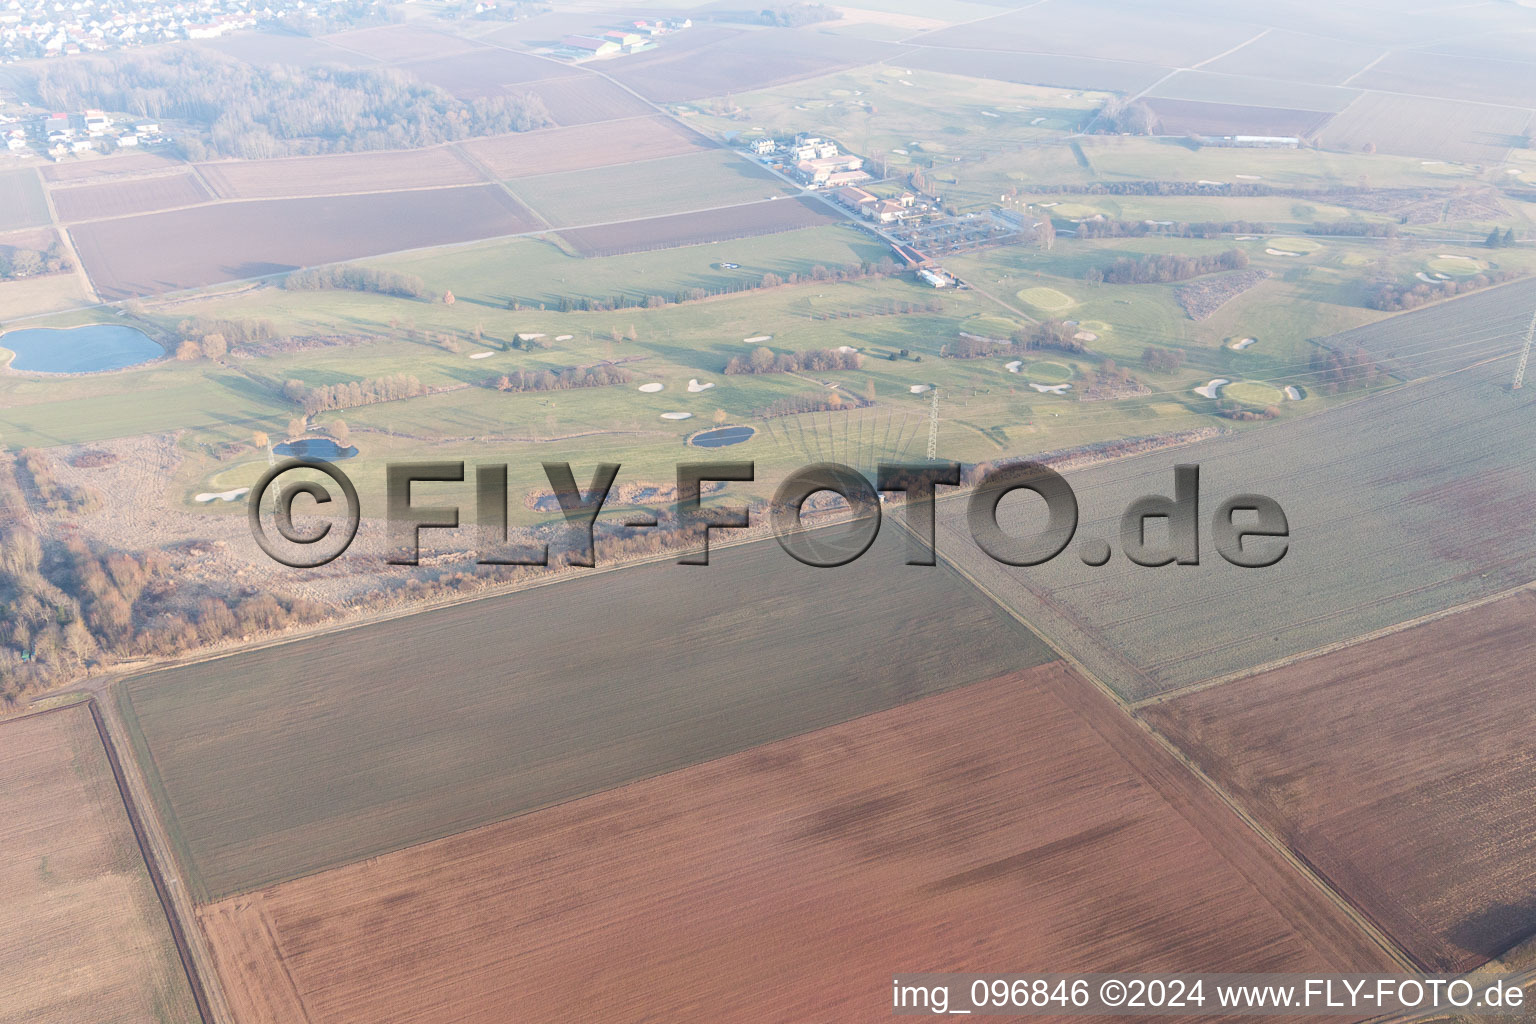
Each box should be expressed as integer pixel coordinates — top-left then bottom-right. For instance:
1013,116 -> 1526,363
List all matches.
35,169 -> 103,303
1132,576 -> 1536,710
1189,26 -> 1272,70
1339,48 -> 1392,86
87,696 -> 230,1024
909,519 -> 1418,972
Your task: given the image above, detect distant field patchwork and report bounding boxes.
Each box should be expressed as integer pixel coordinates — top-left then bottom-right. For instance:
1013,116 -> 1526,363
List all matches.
1324,92 -> 1531,164
1144,99 -> 1334,139
520,74 -> 655,126
121,528 -> 1054,901
50,170 -> 212,222
901,47 -> 1166,94
0,705 -> 200,1024
1199,28 -> 1385,85
459,115 -> 709,178
1146,589 -> 1536,972
72,184 -> 538,299
202,663 -> 1394,1024
197,147 -> 486,200
509,150 -> 792,226
607,29 -> 902,102
1351,50 -> 1536,112
559,195 -> 841,256
399,47 -> 582,99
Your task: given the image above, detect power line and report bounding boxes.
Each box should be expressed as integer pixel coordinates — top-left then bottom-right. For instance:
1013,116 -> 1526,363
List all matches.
1511,309 -> 1536,390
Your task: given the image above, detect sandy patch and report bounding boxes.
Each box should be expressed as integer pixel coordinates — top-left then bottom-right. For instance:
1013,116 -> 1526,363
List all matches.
1005,360 -> 1022,373
909,384 -> 931,394
744,335 -> 772,344
660,411 -> 692,420
469,351 -> 495,359
195,488 -> 249,503
1029,383 -> 1071,394
1284,386 -> 1302,400
638,382 -> 664,393
555,334 -> 573,341
1194,378 -> 1229,399
1229,337 -> 1256,351
687,379 -> 714,392
1266,248 -> 1300,257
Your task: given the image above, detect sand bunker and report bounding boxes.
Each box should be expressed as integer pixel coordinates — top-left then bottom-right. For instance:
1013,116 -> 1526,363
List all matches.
1197,179 -> 1225,185
909,384 -> 931,394
469,351 -> 495,359
1284,386 -> 1302,400
1194,378 -> 1230,399
1229,337 -> 1257,351
1005,360 -> 1022,373
660,411 -> 692,420
1235,174 -> 1262,180
1030,116 -> 1046,125
555,334 -> 573,341
1073,330 -> 1097,342
1437,254 -> 1474,260
516,333 -> 546,341
638,382 -> 664,393
744,335 -> 772,344
687,379 -> 714,392
836,345 -> 858,354
1266,248 -> 1301,256
1029,383 -> 1071,394
195,488 -> 249,503
1416,272 -> 1437,283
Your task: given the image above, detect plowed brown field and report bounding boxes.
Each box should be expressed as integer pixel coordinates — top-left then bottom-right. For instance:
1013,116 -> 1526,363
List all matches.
197,147 -> 486,199
203,664 -> 1392,1024
51,170 -> 212,221
0,705 -> 199,1024
459,115 -> 708,178
560,195 -> 839,256
1145,589 -> 1536,973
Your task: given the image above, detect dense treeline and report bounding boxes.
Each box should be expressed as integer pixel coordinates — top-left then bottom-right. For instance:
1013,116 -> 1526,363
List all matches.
756,392 -> 872,419
1073,219 -> 1269,239
0,240 -> 72,281
1309,345 -> 1389,394
723,346 -> 862,375
1305,220 -> 1398,237
284,266 -> 430,300
0,523 -> 329,703
757,3 -> 838,26
27,50 -> 552,159
545,258 -> 902,313
1093,99 -> 1159,135
487,365 -> 633,392
1365,268 -> 1523,311
1011,320 -> 1087,354
1089,248 -> 1248,285
1142,346 -> 1187,373
283,373 -> 425,415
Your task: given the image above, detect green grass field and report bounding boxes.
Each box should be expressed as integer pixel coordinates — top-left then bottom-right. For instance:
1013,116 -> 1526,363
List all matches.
1223,380 -> 1286,406
506,150 -> 794,227
1024,360 -> 1073,383
1017,286 -> 1076,311
119,526 -> 1056,900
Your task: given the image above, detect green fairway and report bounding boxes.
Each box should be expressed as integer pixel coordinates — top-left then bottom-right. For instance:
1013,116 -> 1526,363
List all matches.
1017,286 -> 1076,312
1024,360 -> 1073,383
1426,256 -> 1487,277
1223,380 -> 1286,406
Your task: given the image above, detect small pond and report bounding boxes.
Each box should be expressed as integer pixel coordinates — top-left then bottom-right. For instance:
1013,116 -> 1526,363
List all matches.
1,324 -> 162,373
272,438 -> 359,461
689,425 -> 756,448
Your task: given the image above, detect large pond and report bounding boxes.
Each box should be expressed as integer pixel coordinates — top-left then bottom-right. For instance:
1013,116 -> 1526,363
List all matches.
272,438 -> 359,462
0,324 -> 163,373
689,425 -> 756,448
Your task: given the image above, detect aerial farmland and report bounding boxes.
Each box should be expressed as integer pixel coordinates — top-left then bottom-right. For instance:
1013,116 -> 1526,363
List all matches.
2,0 -> 1536,1019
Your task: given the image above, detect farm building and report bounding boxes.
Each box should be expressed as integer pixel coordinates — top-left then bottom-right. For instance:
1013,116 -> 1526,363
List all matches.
825,169 -> 873,187
561,34 -> 621,57
1207,135 -> 1300,148
750,138 -> 777,156
834,186 -> 878,213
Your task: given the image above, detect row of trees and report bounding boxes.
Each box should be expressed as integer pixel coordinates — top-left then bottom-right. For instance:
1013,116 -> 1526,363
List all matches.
284,266 -> 431,300
1365,269 -> 1523,311
1305,220 -> 1398,237
1142,346 -> 1188,373
486,365 -> 633,392
28,51 -> 552,159
1485,228 -> 1519,248
283,373 -> 425,415
1089,248 -> 1249,285
1012,320 -> 1088,354
1309,345 -> 1388,394
1074,219 -> 1271,239
723,346 -> 863,375
756,391 -> 872,419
